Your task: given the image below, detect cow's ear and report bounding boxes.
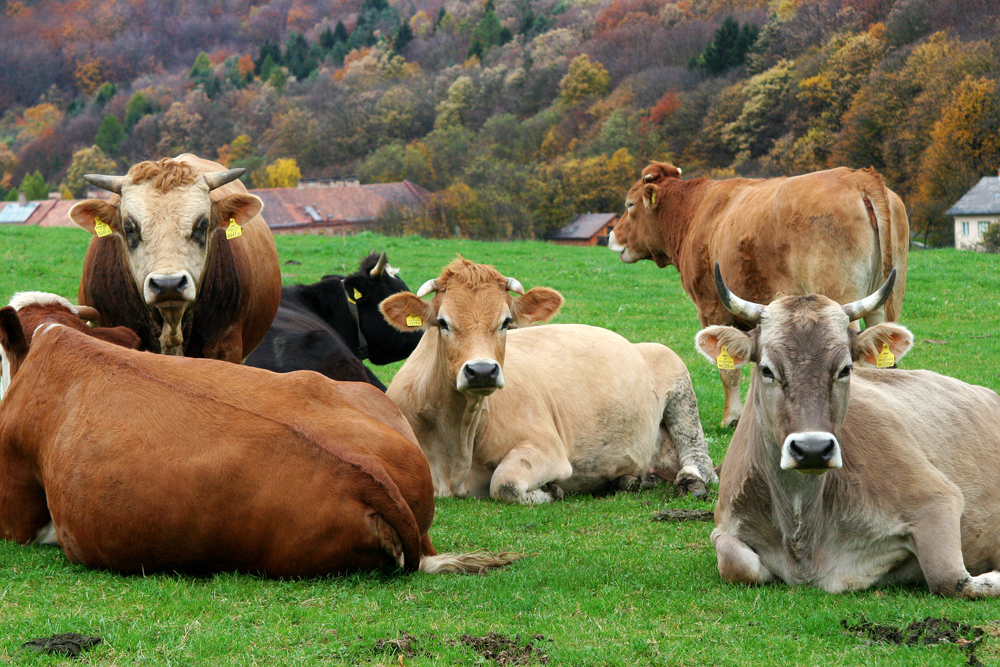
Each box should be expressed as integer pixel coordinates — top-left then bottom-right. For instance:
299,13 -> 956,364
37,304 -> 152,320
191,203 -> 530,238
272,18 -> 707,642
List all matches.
0,306 -> 29,389
695,326 -> 753,368
511,287 -> 563,326
89,326 -> 142,350
854,322 -> 913,367
213,193 -> 263,229
380,292 -> 435,332
642,183 -> 659,209
69,200 -> 119,236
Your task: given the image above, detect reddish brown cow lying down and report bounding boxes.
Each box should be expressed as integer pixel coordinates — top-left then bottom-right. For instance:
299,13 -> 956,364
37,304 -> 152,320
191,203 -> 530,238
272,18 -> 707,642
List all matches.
0,294 -> 515,576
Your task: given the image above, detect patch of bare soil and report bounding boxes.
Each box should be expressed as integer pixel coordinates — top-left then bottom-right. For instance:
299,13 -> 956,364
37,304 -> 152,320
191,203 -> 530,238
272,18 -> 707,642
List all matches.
21,633 -> 102,657
652,508 -> 714,522
456,633 -> 550,666
841,616 -> 985,666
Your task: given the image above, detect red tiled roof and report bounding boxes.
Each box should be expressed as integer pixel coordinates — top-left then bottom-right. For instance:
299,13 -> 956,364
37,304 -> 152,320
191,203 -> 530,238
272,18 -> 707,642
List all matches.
251,181 -> 430,229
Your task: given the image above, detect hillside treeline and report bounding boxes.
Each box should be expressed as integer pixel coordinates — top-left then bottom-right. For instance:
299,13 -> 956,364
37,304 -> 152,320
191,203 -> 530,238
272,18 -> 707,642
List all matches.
1,0 -> 998,245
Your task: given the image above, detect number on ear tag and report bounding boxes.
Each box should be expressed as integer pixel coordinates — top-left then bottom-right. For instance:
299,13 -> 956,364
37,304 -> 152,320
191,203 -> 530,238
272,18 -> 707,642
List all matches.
225,219 -> 242,240
716,345 -> 735,370
94,218 -> 113,237
876,343 -> 895,368
406,315 -> 422,327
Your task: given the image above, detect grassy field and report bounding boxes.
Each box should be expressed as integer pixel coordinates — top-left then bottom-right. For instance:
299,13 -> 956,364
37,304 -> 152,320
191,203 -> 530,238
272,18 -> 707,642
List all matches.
0,225 -> 999,666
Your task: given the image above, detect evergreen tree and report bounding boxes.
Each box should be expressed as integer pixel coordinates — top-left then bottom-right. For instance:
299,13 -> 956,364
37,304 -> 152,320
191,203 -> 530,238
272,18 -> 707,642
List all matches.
333,20 -> 349,43
320,25 -> 336,51
94,113 -> 126,154
690,17 -> 760,76
19,171 -> 48,200
394,20 -> 414,52
124,92 -> 153,130
254,40 -> 282,75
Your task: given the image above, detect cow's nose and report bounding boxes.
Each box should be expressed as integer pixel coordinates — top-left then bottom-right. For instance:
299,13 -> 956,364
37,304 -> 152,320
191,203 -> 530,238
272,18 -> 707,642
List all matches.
787,434 -> 837,469
148,274 -> 188,299
464,361 -> 500,388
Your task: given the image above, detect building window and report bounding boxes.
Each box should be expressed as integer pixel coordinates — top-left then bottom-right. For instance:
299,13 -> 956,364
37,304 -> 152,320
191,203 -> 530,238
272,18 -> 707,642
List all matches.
961,222 -> 969,236
979,221 -> 990,235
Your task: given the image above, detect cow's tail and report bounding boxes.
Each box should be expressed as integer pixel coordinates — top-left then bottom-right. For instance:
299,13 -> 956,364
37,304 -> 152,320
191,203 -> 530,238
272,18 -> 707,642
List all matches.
859,168 -> 908,322
419,550 -> 522,574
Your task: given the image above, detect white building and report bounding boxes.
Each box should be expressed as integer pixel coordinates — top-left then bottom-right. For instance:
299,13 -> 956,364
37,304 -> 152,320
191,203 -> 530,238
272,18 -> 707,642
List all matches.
946,173 -> 1000,249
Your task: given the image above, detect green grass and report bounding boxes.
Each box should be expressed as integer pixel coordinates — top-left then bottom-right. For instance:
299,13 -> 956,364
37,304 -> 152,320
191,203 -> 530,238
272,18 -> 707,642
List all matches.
1,226 -> 999,666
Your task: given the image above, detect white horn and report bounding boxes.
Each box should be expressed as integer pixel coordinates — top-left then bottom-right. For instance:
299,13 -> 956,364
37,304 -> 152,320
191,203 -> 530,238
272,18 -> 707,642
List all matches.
842,269 -> 897,322
370,252 -> 388,278
505,277 -> 524,295
416,279 -> 438,298
204,168 -> 245,190
714,262 -> 764,325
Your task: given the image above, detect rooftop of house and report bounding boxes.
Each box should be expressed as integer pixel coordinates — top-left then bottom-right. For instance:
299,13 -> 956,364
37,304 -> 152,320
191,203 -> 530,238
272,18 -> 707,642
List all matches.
547,212 -> 618,240
946,175 -> 1000,216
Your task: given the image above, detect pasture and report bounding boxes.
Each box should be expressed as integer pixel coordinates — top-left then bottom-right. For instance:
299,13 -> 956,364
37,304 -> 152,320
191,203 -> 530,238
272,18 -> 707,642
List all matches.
1,225 -> 999,666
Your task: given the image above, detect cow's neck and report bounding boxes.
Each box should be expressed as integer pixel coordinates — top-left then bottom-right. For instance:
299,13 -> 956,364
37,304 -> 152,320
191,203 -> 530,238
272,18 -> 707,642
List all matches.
659,179 -> 703,268
748,389 -> 830,562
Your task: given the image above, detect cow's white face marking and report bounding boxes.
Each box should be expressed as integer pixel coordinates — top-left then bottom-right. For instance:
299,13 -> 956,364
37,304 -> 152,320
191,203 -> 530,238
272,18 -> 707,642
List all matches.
8,292 -> 77,314
119,180 -> 213,309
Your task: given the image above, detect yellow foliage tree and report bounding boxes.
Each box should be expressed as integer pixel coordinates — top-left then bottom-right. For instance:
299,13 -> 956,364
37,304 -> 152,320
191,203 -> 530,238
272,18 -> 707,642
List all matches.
557,54 -> 610,107
62,145 -> 117,197
217,135 -> 255,167
19,104 -> 63,142
263,158 -> 302,188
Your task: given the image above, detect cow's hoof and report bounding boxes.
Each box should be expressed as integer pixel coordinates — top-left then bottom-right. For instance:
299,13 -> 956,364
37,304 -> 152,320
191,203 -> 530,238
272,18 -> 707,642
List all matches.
539,482 -> 565,501
640,473 -> 665,491
721,415 -> 740,428
611,475 -> 642,493
674,473 -> 708,499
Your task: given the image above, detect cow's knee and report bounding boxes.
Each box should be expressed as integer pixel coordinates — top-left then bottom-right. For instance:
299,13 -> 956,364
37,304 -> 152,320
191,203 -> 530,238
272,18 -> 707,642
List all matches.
713,529 -> 773,585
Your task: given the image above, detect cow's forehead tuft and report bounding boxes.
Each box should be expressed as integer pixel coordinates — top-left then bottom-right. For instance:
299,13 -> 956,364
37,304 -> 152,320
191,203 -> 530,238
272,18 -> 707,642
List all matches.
760,296 -> 849,350
436,258 -> 508,292
128,158 -> 199,193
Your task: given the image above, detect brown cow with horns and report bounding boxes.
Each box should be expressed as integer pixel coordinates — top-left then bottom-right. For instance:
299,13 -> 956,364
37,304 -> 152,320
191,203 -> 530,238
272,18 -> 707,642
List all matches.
696,264 -> 1000,598
69,154 -> 281,361
609,163 -> 909,427
0,294 -> 517,576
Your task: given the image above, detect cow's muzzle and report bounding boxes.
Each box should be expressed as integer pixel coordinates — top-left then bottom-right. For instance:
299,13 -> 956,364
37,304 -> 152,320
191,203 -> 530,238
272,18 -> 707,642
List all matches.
607,232 -> 639,264
144,272 -> 195,304
457,359 -> 504,395
781,431 -> 842,473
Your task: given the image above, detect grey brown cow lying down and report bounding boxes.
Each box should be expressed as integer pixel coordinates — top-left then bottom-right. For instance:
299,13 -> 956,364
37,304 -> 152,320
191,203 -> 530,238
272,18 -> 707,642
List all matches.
0,296 -> 516,576
696,265 -> 1000,598
381,257 -> 717,504
609,163 -> 908,428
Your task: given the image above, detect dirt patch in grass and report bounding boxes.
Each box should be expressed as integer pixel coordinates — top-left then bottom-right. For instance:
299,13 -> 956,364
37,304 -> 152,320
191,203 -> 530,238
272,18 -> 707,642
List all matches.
21,632 -> 102,657
457,633 -> 550,666
373,631 -> 551,665
841,616 -> 985,666
652,508 -> 714,522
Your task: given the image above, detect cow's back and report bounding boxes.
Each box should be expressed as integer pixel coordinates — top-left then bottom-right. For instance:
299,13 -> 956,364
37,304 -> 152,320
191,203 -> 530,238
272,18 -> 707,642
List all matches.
10,330 -> 431,575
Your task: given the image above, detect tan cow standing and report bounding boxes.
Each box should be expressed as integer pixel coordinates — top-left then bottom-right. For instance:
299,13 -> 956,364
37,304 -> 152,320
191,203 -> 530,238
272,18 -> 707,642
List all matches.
609,163 -> 909,427
69,154 -> 281,362
695,265 -> 1000,598
381,258 -> 717,503
0,295 -> 516,576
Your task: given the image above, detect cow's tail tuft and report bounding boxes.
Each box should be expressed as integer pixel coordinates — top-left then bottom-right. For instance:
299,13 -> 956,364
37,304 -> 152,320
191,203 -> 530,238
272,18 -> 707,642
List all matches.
419,550 -> 523,574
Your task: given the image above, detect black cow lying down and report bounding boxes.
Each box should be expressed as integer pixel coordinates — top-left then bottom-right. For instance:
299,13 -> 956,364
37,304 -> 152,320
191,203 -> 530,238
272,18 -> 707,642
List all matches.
245,252 -> 423,390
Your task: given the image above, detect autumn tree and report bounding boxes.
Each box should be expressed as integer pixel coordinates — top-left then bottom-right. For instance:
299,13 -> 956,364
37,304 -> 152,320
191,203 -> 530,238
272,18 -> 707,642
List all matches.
262,158 -> 302,188
558,55 -> 611,107
63,145 -> 117,197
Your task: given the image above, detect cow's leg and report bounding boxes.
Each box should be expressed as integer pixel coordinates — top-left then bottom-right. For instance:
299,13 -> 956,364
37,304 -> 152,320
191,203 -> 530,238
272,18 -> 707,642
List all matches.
658,372 -> 717,496
0,462 -> 50,545
489,442 -> 572,504
712,528 -> 774,585
719,368 -> 742,428
910,494 -> 1000,598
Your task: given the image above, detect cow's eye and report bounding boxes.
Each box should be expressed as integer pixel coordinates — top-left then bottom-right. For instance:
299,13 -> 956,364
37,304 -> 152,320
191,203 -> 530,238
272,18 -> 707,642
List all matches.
123,219 -> 141,248
437,318 -> 449,331
191,217 -> 210,245
501,317 -> 512,330
837,364 -> 852,379
760,365 -> 774,381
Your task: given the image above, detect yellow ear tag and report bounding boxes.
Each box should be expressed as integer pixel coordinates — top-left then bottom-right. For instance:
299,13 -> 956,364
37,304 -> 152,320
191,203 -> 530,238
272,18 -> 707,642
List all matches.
225,218 -> 242,240
94,217 -> 113,237
876,343 -> 895,368
717,345 -> 735,370
650,192 -> 656,205
406,315 -> 422,327
353,288 -> 362,301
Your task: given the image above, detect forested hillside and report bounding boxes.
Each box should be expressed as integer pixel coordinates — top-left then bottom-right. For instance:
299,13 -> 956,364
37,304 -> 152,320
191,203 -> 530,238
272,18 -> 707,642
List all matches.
1,0 -> 997,244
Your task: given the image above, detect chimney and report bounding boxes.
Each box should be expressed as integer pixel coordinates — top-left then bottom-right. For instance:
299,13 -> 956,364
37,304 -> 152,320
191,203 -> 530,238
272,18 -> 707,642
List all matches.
17,191 -> 27,206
